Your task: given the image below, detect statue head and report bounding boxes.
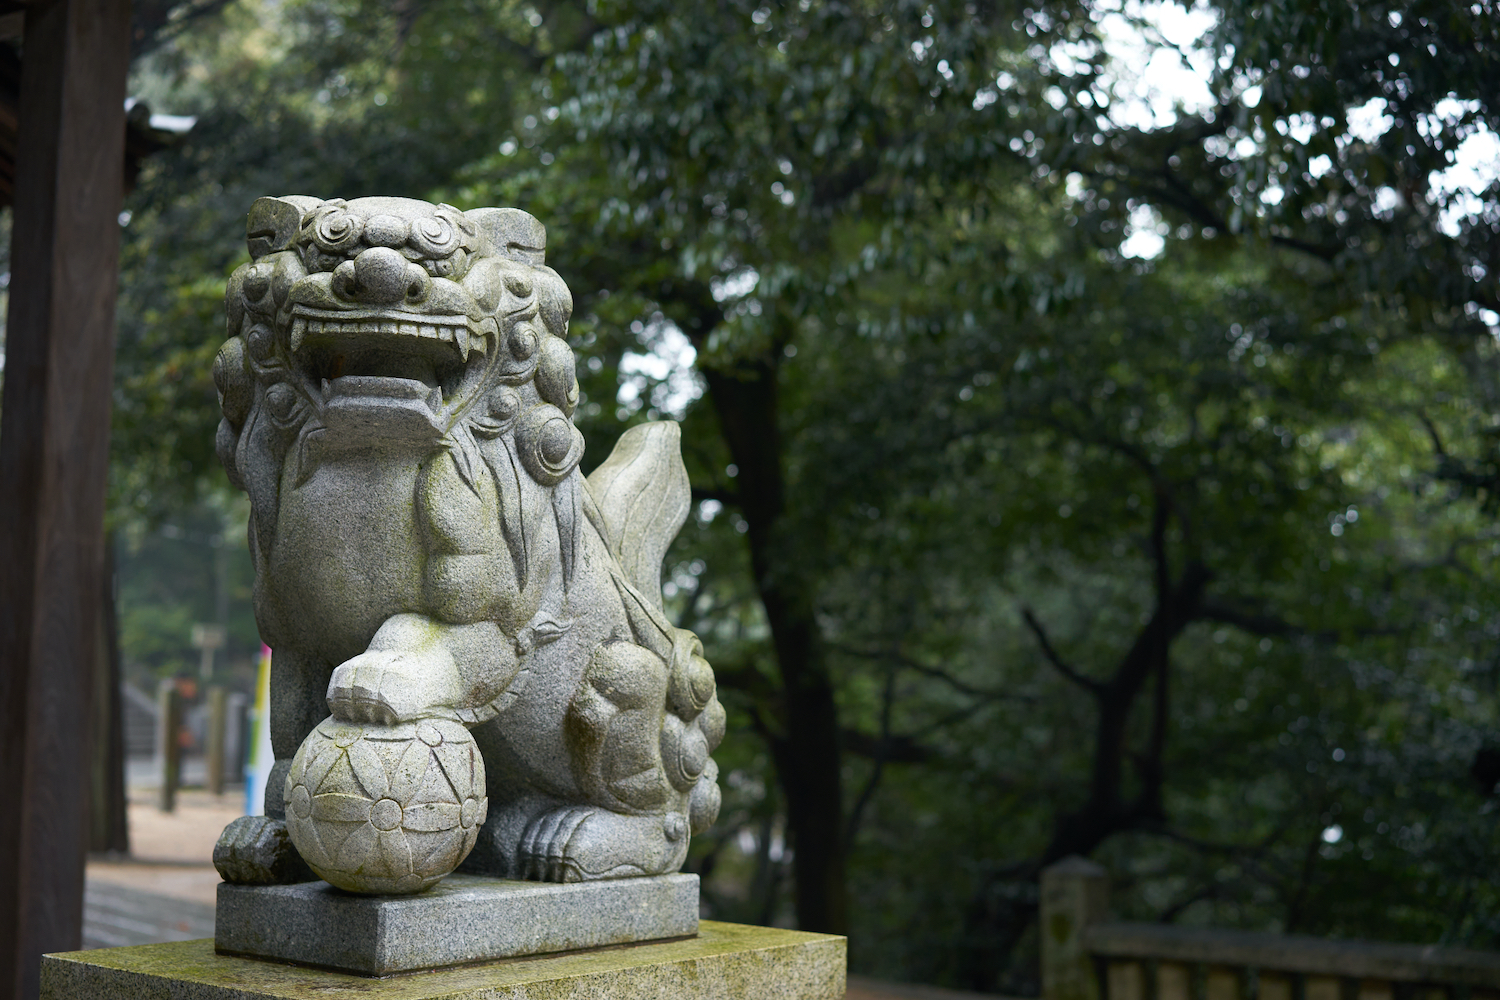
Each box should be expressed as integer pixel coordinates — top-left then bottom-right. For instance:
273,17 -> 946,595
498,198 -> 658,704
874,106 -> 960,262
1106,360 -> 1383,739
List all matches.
214,196 -> 582,485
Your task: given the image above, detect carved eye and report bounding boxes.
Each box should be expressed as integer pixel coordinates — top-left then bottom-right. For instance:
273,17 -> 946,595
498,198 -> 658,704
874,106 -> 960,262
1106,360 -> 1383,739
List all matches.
437,248 -> 466,277
312,209 -> 362,253
410,215 -> 457,257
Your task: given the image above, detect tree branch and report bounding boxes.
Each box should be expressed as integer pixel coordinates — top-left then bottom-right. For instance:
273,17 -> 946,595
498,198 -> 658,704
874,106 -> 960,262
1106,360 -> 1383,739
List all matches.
1416,409 -> 1448,457
1021,607 -> 1101,693
1197,601 -> 1306,636
845,667 -> 897,847
712,659 -> 780,704
1197,600 -> 1403,640
841,728 -> 934,765
829,642 -> 1028,701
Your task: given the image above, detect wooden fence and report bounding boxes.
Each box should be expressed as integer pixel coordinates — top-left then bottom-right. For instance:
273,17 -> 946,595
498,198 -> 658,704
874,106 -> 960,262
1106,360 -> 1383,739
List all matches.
1041,858 -> 1500,1000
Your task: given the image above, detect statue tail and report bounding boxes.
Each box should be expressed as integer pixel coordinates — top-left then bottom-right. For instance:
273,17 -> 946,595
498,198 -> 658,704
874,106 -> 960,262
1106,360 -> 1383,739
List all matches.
583,421 -> 690,608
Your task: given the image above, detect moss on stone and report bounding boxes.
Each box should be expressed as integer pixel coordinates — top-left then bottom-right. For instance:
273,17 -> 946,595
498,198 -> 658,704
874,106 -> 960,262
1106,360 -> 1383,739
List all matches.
42,921 -> 846,999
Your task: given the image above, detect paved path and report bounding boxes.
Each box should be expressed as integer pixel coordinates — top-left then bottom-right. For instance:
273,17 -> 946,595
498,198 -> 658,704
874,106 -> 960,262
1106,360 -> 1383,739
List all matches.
83,784 -> 236,947
847,976 -> 1016,1000
82,880 -> 215,950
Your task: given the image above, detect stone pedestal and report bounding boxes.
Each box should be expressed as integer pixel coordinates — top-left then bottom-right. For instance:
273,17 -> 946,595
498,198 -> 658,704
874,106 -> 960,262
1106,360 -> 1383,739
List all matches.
42,920 -> 846,999
216,873 -> 700,974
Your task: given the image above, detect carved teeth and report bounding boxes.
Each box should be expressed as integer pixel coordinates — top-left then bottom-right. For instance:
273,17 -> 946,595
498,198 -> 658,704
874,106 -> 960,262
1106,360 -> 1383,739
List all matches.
321,378 -> 331,399
289,314 -> 478,362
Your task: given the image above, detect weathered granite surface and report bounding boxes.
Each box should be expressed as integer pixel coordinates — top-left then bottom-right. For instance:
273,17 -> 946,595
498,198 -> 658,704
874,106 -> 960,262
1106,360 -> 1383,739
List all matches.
212,196 -> 725,894
215,873 -> 699,975
42,920 -> 845,999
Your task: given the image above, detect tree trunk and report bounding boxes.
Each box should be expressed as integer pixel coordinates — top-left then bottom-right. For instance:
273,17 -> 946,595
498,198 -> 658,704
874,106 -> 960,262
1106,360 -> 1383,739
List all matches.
698,352 -> 849,935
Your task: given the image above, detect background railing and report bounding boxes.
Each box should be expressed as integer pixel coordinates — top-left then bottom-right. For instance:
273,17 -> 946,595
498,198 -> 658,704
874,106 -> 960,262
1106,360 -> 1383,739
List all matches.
1041,858 -> 1500,1000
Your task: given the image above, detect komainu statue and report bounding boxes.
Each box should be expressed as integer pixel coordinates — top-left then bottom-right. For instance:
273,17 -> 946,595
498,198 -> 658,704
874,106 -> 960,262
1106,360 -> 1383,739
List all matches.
211,196 -> 723,893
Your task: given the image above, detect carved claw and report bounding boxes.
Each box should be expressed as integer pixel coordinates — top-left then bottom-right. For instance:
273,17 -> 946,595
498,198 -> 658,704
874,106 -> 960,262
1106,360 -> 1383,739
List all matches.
214,816 -> 317,885
515,807 -> 689,883
327,647 -> 464,725
519,806 -> 593,882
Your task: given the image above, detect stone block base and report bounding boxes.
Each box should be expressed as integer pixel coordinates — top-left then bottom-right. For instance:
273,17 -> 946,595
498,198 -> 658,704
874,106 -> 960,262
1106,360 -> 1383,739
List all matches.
42,920 -> 846,999
216,873 -> 699,974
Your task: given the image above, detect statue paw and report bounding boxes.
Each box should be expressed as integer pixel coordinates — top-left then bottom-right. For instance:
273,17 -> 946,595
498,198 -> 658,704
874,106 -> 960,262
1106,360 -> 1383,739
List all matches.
327,647 -> 463,724
213,816 -> 317,885
516,806 -> 689,882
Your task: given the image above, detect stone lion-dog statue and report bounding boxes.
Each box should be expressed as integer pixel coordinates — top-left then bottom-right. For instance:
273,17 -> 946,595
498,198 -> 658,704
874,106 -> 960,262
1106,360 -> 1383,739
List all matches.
211,196 -> 723,893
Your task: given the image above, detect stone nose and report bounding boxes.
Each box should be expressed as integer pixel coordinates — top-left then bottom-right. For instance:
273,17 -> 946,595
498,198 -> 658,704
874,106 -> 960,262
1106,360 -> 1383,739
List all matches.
340,246 -> 414,305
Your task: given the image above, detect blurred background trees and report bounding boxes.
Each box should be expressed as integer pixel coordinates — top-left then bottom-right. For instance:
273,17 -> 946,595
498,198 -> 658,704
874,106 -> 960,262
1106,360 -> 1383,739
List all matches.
89,0 -> 1500,992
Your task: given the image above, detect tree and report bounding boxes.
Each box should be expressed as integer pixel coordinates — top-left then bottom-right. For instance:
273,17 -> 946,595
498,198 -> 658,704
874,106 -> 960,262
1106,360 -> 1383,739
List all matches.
113,0 -> 1500,990
451,0 -> 1122,934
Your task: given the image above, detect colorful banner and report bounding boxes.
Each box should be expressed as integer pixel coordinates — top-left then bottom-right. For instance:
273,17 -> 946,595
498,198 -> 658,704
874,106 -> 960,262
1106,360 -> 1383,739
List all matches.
243,643 -> 274,816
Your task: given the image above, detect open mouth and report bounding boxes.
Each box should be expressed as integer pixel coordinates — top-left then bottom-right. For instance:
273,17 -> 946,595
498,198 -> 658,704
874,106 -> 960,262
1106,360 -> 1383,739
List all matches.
288,307 -> 495,445
290,306 -> 493,403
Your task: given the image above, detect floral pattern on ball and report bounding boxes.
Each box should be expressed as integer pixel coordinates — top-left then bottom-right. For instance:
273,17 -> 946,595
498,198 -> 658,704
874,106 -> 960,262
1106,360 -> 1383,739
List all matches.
284,717 -> 488,894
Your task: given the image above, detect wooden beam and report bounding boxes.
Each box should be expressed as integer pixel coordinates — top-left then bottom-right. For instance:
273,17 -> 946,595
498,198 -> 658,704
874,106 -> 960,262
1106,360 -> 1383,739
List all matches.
0,0 -> 130,997
1084,921 -> 1500,987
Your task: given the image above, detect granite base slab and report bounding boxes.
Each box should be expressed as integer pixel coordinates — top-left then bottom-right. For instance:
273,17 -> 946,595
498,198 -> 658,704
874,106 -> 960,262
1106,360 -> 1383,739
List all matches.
42,920 -> 846,999
215,873 -> 699,975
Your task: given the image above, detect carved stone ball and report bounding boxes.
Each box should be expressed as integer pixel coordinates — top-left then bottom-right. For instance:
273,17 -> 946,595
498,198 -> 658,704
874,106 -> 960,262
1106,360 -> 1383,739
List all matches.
284,716 -> 488,894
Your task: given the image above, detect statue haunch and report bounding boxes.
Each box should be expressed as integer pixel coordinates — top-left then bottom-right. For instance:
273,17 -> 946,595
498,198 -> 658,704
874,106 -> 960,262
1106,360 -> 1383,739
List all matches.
210,196 -> 723,892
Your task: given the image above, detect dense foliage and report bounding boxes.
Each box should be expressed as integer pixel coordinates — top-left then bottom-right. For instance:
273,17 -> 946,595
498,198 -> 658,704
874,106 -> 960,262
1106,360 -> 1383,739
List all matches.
111,0 -> 1500,991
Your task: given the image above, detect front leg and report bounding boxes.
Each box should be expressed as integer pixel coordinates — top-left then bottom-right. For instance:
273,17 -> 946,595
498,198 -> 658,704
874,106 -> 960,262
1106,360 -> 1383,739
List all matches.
327,613 -> 521,724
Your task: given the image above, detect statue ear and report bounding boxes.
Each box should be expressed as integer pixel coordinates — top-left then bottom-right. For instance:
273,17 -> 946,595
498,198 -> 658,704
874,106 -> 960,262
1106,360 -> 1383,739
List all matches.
247,196 -> 322,260
466,207 -> 546,265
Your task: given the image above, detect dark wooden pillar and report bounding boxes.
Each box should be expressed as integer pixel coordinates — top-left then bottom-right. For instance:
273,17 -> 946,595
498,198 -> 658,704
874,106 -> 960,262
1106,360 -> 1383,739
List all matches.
0,1 -> 130,997
90,536 -> 130,856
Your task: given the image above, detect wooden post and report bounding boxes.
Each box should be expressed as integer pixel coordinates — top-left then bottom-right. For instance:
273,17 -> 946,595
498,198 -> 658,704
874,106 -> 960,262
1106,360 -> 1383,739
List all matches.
156,681 -> 182,813
225,691 -> 249,785
0,1 -> 130,998
1304,976 -> 1341,1000
1105,962 -> 1144,1000
1156,961 -> 1191,1000
1041,856 -> 1109,1000
1205,966 -> 1242,1000
88,538 -> 129,855
206,686 -> 227,796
